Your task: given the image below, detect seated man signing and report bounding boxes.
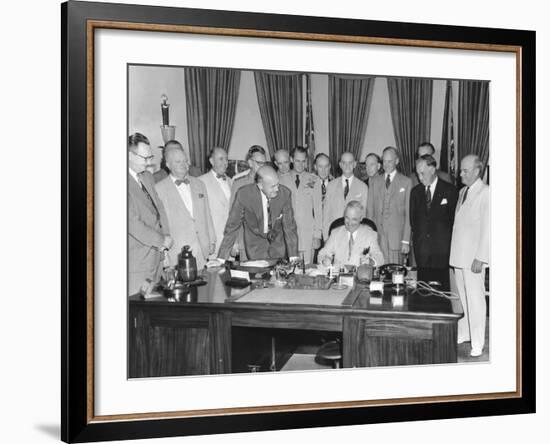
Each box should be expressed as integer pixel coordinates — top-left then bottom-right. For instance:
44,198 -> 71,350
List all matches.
216,166 -> 299,262
318,201 -> 384,268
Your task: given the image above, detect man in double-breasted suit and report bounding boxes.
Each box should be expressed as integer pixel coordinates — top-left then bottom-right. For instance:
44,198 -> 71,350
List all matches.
323,152 -> 368,240
366,146 -> 412,264
279,147 -> 319,264
199,147 -> 233,253
128,133 -> 172,296
410,154 -> 458,290
217,166 -> 299,261
155,145 -> 216,270
450,154 -> 490,357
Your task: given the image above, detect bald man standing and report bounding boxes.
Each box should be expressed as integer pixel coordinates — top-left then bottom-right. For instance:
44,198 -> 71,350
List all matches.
274,149 -> 291,178
450,154 -> 490,357
217,166 -> 299,261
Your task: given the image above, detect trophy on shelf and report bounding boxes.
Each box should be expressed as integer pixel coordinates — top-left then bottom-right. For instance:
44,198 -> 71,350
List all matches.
160,94 -> 175,143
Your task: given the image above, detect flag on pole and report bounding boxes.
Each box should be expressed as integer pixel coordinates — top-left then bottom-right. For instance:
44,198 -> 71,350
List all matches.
305,74 -> 316,170
440,80 -> 456,182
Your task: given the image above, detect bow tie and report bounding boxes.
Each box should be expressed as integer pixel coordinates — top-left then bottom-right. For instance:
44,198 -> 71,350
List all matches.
175,178 -> 190,186
216,173 -> 227,180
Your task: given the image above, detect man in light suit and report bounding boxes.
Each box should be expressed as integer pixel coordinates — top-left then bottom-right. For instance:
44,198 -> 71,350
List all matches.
155,145 -> 216,270
199,147 -> 232,253
366,146 -> 412,264
410,142 -> 453,187
229,145 -> 268,260
318,201 -> 384,267
323,152 -> 368,240
217,166 -> 299,261
410,154 -> 458,290
450,154 -> 490,357
128,133 -> 172,296
279,147 -> 319,264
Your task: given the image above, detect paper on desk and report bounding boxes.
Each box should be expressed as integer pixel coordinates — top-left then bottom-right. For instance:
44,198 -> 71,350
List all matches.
240,260 -> 270,268
235,288 -> 350,306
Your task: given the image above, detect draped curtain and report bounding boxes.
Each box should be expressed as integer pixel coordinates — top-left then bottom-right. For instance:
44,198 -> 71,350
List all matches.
387,78 -> 433,176
184,67 -> 240,173
254,72 -> 303,158
458,80 -> 490,177
328,75 -> 375,171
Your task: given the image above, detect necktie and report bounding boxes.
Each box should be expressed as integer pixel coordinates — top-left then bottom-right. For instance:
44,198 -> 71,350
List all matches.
385,174 -> 391,189
266,199 -> 273,233
140,181 -> 161,223
321,180 -> 327,202
348,232 -> 354,260
216,173 -> 227,181
425,186 -> 432,210
344,178 -> 350,199
175,178 -> 190,186
295,174 -> 300,189
462,186 -> 469,204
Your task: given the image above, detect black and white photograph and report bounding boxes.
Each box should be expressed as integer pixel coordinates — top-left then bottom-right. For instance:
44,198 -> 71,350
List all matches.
127,64 -> 491,377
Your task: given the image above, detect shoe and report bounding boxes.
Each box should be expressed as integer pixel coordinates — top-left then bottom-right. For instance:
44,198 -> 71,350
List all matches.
470,348 -> 483,357
457,338 -> 470,345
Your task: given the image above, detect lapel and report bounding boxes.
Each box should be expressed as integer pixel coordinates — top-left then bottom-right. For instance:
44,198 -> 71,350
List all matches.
250,185 -> 264,228
429,179 -> 443,214
190,179 -> 200,217
129,172 -> 155,213
389,172 -> 402,200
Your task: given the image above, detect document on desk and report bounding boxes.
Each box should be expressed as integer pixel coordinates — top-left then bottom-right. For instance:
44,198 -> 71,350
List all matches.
234,288 -> 351,306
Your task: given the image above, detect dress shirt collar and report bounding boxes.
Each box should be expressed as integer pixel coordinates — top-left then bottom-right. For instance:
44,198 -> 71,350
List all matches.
170,174 -> 190,186
385,169 -> 397,182
468,177 -> 483,192
342,175 -> 354,187
427,176 -> 438,196
129,168 -> 140,184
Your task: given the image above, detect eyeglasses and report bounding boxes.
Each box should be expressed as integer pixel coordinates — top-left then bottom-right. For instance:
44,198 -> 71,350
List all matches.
133,152 -> 154,162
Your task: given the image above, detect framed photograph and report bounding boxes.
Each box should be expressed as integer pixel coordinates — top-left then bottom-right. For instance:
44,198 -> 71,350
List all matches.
62,0 -> 535,442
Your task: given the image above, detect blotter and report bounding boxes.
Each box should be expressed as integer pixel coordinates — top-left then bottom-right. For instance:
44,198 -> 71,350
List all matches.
235,288 -> 350,306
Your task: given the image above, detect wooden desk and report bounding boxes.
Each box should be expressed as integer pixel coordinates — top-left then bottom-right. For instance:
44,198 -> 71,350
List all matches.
128,269 -> 463,378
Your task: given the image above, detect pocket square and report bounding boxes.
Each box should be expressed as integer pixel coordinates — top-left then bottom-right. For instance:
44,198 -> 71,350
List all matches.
441,198 -> 448,205
276,214 -> 283,220
399,188 -> 405,192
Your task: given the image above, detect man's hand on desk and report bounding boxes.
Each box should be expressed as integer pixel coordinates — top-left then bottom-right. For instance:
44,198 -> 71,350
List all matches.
289,256 -> 300,263
206,258 -> 226,268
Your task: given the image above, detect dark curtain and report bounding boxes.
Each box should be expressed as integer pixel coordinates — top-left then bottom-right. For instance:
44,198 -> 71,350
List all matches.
185,67 -> 240,173
254,72 -> 303,158
387,78 -> 433,176
458,80 -> 490,177
328,75 -> 375,171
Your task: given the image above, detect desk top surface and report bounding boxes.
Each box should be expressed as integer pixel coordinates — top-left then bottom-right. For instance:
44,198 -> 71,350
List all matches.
129,268 -> 463,319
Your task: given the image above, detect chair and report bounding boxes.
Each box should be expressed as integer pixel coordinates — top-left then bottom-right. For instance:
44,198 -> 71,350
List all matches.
328,217 -> 377,236
316,339 -> 342,368
316,218 -> 376,369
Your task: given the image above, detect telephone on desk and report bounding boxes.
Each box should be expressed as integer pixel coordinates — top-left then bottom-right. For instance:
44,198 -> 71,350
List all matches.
378,263 -> 408,282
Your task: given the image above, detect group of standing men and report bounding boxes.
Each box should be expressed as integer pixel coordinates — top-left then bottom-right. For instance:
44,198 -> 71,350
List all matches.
128,133 -> 489,357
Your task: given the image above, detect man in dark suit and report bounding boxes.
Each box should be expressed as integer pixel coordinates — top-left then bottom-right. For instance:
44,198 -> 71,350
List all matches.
410,154 -> 458,290
216,166 -> 299,261
128,132 -> 172,296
